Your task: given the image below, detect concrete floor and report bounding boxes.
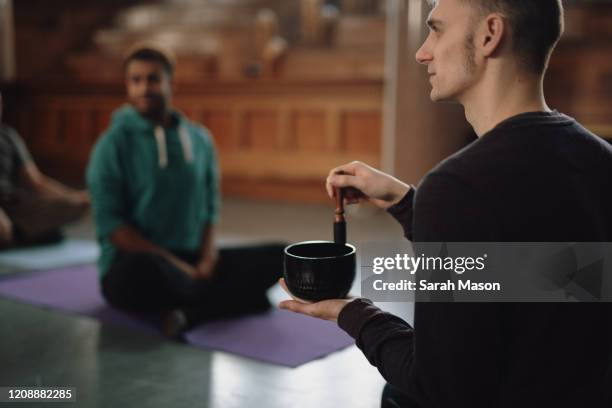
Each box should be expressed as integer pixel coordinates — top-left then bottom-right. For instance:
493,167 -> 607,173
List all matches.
1,197 -> 416,408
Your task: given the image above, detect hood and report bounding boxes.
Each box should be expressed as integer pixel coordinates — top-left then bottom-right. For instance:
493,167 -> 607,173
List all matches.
110,105 -> 193,169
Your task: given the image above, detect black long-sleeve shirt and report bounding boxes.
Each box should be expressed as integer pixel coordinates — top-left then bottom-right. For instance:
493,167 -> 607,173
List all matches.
338,111 -> 612,408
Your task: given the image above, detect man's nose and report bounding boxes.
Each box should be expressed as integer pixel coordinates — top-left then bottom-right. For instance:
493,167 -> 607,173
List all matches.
141,80 -> 153,94
415,43 -> 432,65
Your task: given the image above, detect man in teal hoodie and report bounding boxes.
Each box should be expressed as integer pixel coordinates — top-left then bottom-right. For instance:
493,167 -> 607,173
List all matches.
87,46 -> 283,335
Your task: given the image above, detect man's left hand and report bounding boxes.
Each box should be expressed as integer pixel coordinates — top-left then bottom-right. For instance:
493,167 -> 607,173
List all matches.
71,191 -> 91,208
195,257 -> 217,280
278,278 -> 353,323
0,208 -> 14,245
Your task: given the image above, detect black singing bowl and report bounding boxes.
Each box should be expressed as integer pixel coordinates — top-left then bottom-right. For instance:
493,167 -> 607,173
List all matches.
283,240 -> 356,301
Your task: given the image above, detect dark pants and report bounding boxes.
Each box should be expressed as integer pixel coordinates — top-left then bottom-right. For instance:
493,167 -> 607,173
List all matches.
101,243 -> 286,324
381,383 -> 421,408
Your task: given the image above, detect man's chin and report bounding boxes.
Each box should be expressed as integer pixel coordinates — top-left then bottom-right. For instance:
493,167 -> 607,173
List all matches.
131,102 -> 161,116
429,90 -> 458,104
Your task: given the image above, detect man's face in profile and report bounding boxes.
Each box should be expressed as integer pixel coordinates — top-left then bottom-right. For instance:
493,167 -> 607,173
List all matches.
125,60 -> 172,117
415,0 -> 481,103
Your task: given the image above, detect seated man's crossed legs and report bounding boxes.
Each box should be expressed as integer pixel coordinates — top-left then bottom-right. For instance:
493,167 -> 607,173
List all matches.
101,243 -> 286,328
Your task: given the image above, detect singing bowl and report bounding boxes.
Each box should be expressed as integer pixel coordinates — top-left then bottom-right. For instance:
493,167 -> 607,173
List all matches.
283,240 -> 356,301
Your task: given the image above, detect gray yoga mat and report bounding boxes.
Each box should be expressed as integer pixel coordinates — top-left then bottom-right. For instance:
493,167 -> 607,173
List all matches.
0,239 -> 99,275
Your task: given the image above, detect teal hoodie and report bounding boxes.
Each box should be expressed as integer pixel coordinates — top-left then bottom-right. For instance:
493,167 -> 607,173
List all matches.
86,105 -> 220,277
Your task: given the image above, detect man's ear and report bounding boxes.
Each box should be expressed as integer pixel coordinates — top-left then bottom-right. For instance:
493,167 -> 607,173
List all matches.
480,13 -> 505,58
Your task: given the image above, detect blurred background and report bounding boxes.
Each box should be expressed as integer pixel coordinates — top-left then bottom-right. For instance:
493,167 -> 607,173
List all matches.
0,0 -> 611,204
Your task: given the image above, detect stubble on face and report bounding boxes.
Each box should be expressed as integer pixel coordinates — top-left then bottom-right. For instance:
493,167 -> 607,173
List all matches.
430,27 -> 479,103
463,31 -> 477,76
425,0 -> 484,104
125,61 -> 171,120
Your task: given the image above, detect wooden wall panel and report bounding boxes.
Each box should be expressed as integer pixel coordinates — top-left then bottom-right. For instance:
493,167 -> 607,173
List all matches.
35,108 -> 62,155
93,108 -> 113,140
14,81 -> 383,202
244,111 -> 279,150
292,111 -> 327,151
546,46 -> 612,126
341,111 -> 381,154
201,111 -> 236,151
64,109 -> 80,154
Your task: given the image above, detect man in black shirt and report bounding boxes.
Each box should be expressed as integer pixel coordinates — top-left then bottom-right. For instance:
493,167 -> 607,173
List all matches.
279,0 -> 612,407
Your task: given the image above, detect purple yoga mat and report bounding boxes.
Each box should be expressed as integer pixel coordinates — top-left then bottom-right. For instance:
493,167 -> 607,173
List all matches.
0,264 -> 158,334
0,265 -> 354,367
185,308 -> 354,367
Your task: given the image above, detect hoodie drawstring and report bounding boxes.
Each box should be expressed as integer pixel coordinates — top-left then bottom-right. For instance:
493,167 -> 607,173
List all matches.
154,125 -> 194,169
154,126 -> 168,169
179,126 -> 194,164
